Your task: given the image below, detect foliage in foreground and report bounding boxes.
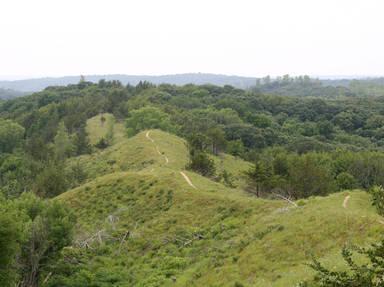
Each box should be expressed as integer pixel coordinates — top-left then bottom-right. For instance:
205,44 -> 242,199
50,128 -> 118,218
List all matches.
370,185 -> 384,216
301,239 -> 384,287
0,193 -> 75,287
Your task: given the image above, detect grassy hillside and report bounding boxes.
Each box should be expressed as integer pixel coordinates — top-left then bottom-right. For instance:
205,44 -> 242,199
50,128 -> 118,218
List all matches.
86,113 -> 126,145
212,154 -> 252,189
56,116 -> 384,286
77,114 -> 251,190
58,177 -> 383,286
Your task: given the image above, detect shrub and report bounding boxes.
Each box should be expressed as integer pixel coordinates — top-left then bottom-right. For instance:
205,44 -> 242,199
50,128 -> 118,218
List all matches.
370,185 -> 384,215
125,106 -> 176,136
301,239 -> 384,286
336,172 -> 358,190
187,150 -> 215,177
95,137 -> 109,149
221,170 -> 236,187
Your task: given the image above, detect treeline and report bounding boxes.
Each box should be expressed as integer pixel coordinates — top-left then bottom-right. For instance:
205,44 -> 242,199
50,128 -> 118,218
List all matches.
246,149 -> 384,199
252,74 -> 384,98
3,80 -> 384,200
252,75 -> 355,98
0,80 -> 128,198
0,88 -> 26,100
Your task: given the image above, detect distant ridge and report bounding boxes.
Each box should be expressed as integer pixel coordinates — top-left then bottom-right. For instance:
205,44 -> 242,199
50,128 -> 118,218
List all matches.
0,88 -> 27,100
0,73 -> 258,92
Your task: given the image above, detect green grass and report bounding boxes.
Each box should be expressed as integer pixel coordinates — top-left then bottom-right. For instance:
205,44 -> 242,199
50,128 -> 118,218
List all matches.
73,126 -> 251,189
212,153 -> 252,189
58,124 -> 384,286
86,113 -> 126,145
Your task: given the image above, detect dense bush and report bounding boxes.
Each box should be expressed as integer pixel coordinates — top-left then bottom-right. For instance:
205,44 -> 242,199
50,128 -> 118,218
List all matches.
0,118 -> 25,153
0,193 -> 75,287
187,150 -> 216,177
370,185 -> 384,215
301,239 -> 384,286
125,106 -> 176,136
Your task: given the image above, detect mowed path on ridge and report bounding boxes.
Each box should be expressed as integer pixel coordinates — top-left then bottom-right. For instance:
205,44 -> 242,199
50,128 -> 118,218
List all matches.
343,195 -> 350,208
145,131 -> 196,189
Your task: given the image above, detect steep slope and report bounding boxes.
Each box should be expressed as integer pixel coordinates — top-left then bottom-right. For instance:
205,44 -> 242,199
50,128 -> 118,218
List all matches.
56,116 -> 384,286
75,114 -> 251,190
58,176 -> 384,286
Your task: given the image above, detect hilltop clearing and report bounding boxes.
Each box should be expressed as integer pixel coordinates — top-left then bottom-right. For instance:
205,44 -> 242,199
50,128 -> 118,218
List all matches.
52,116 -> 384,286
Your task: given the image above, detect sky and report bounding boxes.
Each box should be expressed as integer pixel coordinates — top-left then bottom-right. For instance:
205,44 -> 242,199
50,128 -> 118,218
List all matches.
0,0 -> 383,79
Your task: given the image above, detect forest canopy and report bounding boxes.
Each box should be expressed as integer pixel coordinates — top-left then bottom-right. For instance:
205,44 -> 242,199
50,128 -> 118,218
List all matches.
2,80 -> 384,200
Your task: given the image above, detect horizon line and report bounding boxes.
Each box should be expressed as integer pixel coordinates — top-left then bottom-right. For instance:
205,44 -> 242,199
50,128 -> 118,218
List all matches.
1,72 -> 384,82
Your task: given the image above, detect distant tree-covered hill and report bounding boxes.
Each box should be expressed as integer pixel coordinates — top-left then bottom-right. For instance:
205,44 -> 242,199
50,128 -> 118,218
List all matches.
253,75 -> 356,97
0,73 -> 258,92
0,88 -> 26,100
2,73 -> 384,98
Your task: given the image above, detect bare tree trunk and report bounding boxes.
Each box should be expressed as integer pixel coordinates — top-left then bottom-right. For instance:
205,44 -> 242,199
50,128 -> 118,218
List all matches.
21,270 -> 39,287
21,218 -> 47,287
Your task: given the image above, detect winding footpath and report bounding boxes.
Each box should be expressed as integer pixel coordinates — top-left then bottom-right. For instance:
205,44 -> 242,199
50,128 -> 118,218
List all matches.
146,131 -> 155,142
146,131 -> 195,189
179,171 -> 197,189
342,195 -> 384,226
342,195 -> 350,208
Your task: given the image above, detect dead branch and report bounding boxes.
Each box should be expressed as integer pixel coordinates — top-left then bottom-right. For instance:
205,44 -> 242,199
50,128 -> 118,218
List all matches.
117,230 -> 130,254
272,192 -> 298,207
42,272 -> 52,285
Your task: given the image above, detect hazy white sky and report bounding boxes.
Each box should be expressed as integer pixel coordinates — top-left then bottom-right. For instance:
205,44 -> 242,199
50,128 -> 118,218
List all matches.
0,0 -> 383,79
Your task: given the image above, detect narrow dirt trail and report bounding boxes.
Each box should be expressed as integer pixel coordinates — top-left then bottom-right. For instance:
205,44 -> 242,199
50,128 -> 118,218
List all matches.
343,195 -> 350,208
146,131 -> 154,142
156,146 -> 169,164
145,131 -> 195,188
180,171 -> 197,189
147,131 -> 168,164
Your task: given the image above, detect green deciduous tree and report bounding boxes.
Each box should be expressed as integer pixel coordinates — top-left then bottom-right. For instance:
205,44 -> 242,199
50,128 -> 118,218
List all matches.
336,172 -> 357,191
226,139 -> 245,156
370,185 -> 384,215
125,106 -> 176,136
186,134 -> 216,177
317,120 -> 334,139
187,133 -> 210,152
0,153 -> 38,198
0,119 -> 25,154
206,127 -> 226,155
15,193 -> 75,287
72,125 -> 91,155
288,153 -> 335,198
187,150 -> 216,177
0,197 -> 22,287
246,161 -> 273,197
54,122 -> 74,161
0,194 -> 75,287
34,163 -> 68,197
